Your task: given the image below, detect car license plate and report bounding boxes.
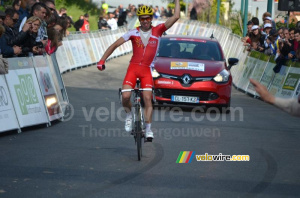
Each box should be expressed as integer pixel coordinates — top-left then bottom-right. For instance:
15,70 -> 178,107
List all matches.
171,95 -> 199,103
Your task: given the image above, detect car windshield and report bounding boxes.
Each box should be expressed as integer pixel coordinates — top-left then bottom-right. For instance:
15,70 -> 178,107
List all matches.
157,38 -> 222,61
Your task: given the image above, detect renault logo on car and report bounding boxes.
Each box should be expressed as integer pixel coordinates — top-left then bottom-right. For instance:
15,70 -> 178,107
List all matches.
182,74 -> 191,84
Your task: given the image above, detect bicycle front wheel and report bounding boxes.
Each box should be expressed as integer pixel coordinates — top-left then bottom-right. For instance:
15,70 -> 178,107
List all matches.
135,104 -> 142,161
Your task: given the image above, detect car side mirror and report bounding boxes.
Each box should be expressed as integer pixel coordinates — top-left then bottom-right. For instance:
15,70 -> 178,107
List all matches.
227,58 -> 239,70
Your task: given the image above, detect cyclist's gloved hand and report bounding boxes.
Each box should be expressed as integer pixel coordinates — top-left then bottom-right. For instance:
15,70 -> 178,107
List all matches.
97,60 -> 106,71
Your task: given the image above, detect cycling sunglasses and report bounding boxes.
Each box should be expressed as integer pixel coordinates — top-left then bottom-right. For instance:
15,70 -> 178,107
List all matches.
139,17 -> 152,22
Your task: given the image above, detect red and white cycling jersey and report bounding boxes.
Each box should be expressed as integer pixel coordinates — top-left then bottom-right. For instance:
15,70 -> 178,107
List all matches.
122,23 -> 167,67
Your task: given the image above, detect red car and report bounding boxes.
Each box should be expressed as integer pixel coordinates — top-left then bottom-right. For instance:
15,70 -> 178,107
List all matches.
152,35 -> 238,112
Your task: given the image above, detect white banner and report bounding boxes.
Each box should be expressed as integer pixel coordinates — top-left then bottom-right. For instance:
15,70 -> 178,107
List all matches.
237,51 -> 260,91
247,54 -> 269,95
5,57 -> 48,128
268,66 -> 290,96
62,40 -> 76,69
0,75 -> 19,132
259,56 -> 276,89
55,43 -> 71,73
33,56 -> 63,121
69,39 -> 83,68
276,64 -> 300,98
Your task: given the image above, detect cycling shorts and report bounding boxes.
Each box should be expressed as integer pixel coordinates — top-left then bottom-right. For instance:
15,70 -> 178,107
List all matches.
123,63 -> 153,89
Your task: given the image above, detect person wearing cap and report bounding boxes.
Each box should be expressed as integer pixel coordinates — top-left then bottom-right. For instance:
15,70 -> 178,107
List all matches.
96,0 -> 181,140
249,25 -> 265,52
79,13 -> 89,33
262,12 -> 276,35
263,23 -> 272,36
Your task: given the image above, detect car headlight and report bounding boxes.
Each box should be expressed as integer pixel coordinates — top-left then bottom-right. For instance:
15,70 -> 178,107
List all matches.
213,69 -> 230,83
152,69 -> 160,78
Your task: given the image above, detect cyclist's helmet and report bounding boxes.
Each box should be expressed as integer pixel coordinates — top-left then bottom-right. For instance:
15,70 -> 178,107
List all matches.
136,5 -> 153,16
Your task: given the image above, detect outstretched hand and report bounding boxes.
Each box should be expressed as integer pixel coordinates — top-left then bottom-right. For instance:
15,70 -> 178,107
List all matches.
249,79 -> 275,104
97,60 -> 105,71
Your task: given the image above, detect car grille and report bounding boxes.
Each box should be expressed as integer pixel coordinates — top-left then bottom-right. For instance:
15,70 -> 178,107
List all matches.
160,73 -> 213,87
156,89 -> 219,101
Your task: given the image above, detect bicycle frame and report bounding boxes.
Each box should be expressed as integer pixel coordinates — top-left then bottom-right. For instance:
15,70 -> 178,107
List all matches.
119,80 -> 153,160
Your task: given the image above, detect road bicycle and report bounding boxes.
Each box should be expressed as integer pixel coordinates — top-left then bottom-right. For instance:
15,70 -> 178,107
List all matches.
119,80 -> 154,161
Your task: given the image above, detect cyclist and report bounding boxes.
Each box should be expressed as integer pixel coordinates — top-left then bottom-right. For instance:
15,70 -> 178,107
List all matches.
97,1 -> 180,140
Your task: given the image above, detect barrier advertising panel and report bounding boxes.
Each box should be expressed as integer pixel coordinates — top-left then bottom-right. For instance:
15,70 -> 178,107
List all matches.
33,56 -> 63,121
0,75 -> 19,133
62,40 -> 76,69
260,56 -> 276,89
237,51 -> 260,91
55,44 -> 71,73
276,62 -> 300,98
268,65 -> 290,96
247,53 -> 269,95
5,57 -> 49,127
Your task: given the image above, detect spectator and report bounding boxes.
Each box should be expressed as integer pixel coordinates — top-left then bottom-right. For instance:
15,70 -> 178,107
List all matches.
293,30 -> 300,61
65,16 -> 73,36
43,0 -> 56,14
19,2 -> 48,46
250,79 -> 300,117
264,36 -> 275,56
12,0 -> 23,32
263,23 -> 272,37
117,6 -> 127,27
154,6 -> 160,19
0,25 -> 9,74
190,7 -> 197,20
160,7 -> 166,18
53,22 -> 62,32
0,9 -> 22,57
58,7 -> 67,17
242,21 -> 253,46
19,0 -> 37,22
251,17 -> 259,26
45,27 -> 62,55
113,8 -> 120,19
79,13 -> 89,33
0,10 -> 5,25
249,25 -> 265,52
262,12 -> 276,35
45,11 -> 57,28
20,16 -> 43,56
274,38 -> 290,73
98,14 -> 110,30
56,16 -> 69,37
3,8 -> 30,47
166,6 -> 173,18
74,15 -> 83,32
12,0 -> 21,12
107,12 -> 117,30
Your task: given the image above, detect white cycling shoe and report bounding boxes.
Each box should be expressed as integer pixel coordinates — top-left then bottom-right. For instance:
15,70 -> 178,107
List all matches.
125,117 -> 132,132
145,129 -> 154,139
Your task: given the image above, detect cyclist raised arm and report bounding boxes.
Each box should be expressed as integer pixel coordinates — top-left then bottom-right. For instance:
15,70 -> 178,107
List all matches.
97,0 -> 180,140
